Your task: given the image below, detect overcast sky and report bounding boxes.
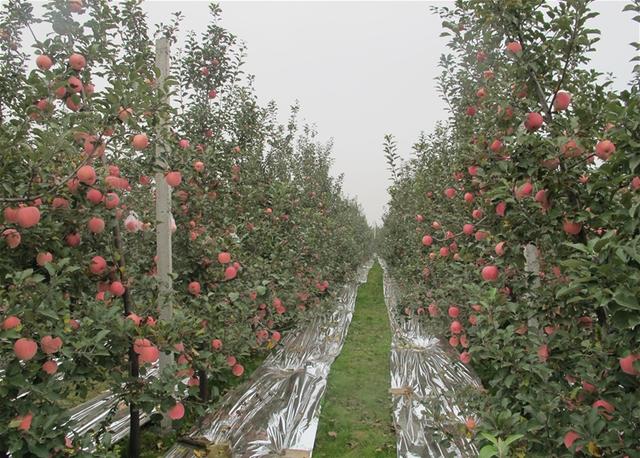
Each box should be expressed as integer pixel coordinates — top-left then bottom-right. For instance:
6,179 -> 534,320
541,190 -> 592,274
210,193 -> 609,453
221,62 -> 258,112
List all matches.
27,1 -> 640,225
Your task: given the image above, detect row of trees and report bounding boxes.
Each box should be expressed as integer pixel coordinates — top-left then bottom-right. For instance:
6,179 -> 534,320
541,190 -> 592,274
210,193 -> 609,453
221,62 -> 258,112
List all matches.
0,1 -> 372,456
381,0 -> 639,455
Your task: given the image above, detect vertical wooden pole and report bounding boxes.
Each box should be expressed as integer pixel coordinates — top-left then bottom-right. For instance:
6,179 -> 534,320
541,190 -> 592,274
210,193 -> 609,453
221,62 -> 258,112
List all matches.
154,37 -> 174,429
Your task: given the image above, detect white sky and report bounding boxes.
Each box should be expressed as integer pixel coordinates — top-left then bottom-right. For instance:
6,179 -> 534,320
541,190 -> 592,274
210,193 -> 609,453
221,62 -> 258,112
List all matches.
25,1 -> 640,225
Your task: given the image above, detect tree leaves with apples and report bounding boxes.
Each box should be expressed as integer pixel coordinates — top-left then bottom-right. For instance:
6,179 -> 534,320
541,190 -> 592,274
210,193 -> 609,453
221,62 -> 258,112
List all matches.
381,0 -> 640,455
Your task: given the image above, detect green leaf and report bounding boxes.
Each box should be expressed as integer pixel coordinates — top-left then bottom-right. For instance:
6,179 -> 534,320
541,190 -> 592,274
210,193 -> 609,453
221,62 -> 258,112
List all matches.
504,434 -> 524,446
613,287 -> 640,310
479,445 -> 498,458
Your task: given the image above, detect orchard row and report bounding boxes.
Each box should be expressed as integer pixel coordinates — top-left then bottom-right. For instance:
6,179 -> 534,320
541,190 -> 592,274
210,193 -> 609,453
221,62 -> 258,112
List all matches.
381,0 -> 639,455
0,1 -> 371,456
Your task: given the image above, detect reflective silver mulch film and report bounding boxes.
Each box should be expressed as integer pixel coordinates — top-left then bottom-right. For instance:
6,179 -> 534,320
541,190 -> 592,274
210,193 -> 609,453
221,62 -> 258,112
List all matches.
164,260 -> 374,458
378,257 -> 482,458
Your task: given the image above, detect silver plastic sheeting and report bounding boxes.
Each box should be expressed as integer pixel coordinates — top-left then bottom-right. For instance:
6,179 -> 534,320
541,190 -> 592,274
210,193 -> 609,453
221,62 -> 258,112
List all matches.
64,363 -> 162,449
378,257 -> 482,458
165,259 -> 374,458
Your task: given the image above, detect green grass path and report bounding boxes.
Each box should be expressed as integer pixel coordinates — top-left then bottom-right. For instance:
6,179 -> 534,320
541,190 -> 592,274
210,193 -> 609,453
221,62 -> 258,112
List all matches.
313,262 -> 396,457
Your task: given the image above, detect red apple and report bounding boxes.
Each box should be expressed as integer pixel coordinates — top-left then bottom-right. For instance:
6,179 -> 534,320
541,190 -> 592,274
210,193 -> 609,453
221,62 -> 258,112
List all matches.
481,265 -> 499,281
525,112 -> 544,131
2,316 -> 21,330
68,53 -> 86,71
87,217 -> 105,234
188,281 -> 201,296
14,338 -> 38,360
595,140 -> 615,161
16,206 -> 41,228
165,171 -> 182,187
36,54 -> 53,70
132,134 -> 149,150
554,91 -> 571,111
36,252 -> 53,266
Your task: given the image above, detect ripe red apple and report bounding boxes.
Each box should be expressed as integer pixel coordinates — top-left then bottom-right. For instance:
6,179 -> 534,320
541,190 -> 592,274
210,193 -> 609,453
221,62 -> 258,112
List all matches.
14,338 -> 38,360
2,316 -> 21,330
463,192 -> 474,203
17,413 -> 33,431
448,306 -> 460,318
36,252 -> 53,266
459,351 -> 471,364
431,221 -> 441,230
68,53 -> 86,71
619,354 -> 640,375
495,241 -> 506,256
4,207 -> 18,223
40,335 -> 62,354
77,165 -> 96,185
439,247 -> 449,257
17,206 -> 41,228
468,165 -> 478,176
564,431 -> 580,449
562,220 -> 582,235
139,344 -> 159,363
472,209 -> 483,220
444,187 -> 456,199
194,161 -> 205,172
165,171 -> 182,187
110,281 -> 125,297
132,133 -> 149,150
211,338 -> 222,350
505,41 -> 522,54
481,265 -> 499,281
466,106 -> 476,116
450,320 -> 462,334
104,192 -> 120,209
490,139 -> 503,153
592,399 -> 615,419
65,97 -> 82,111
524,112 -> 544,131
90,255 -> 107,275
537,344 -> 549,362
595,140 -> 615,161
232,363 -> 244,376
421,235 -> 433,246
69,0 -> 83,13
208,89 -> 217,99
463,224 -> 474,235
66,232 -> 81,247
88,217 -> 105,234
415,214 -> 424,222
515,182 -> 533,199
36,54 -> 53,70
225,266 -> 238,280
42,360 -> 58,374
475,230 -> 488,241
178,139 -> 190,149
188,281 -> 201,296
495,201 -> 506,217
127,313 -> 142,326
218,252 -> 231,264
554,91 -> 571,111
86,188 -> 103,205
449,336 -> 459,347
68,76 -> 82,93
168,402 -> 185,420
